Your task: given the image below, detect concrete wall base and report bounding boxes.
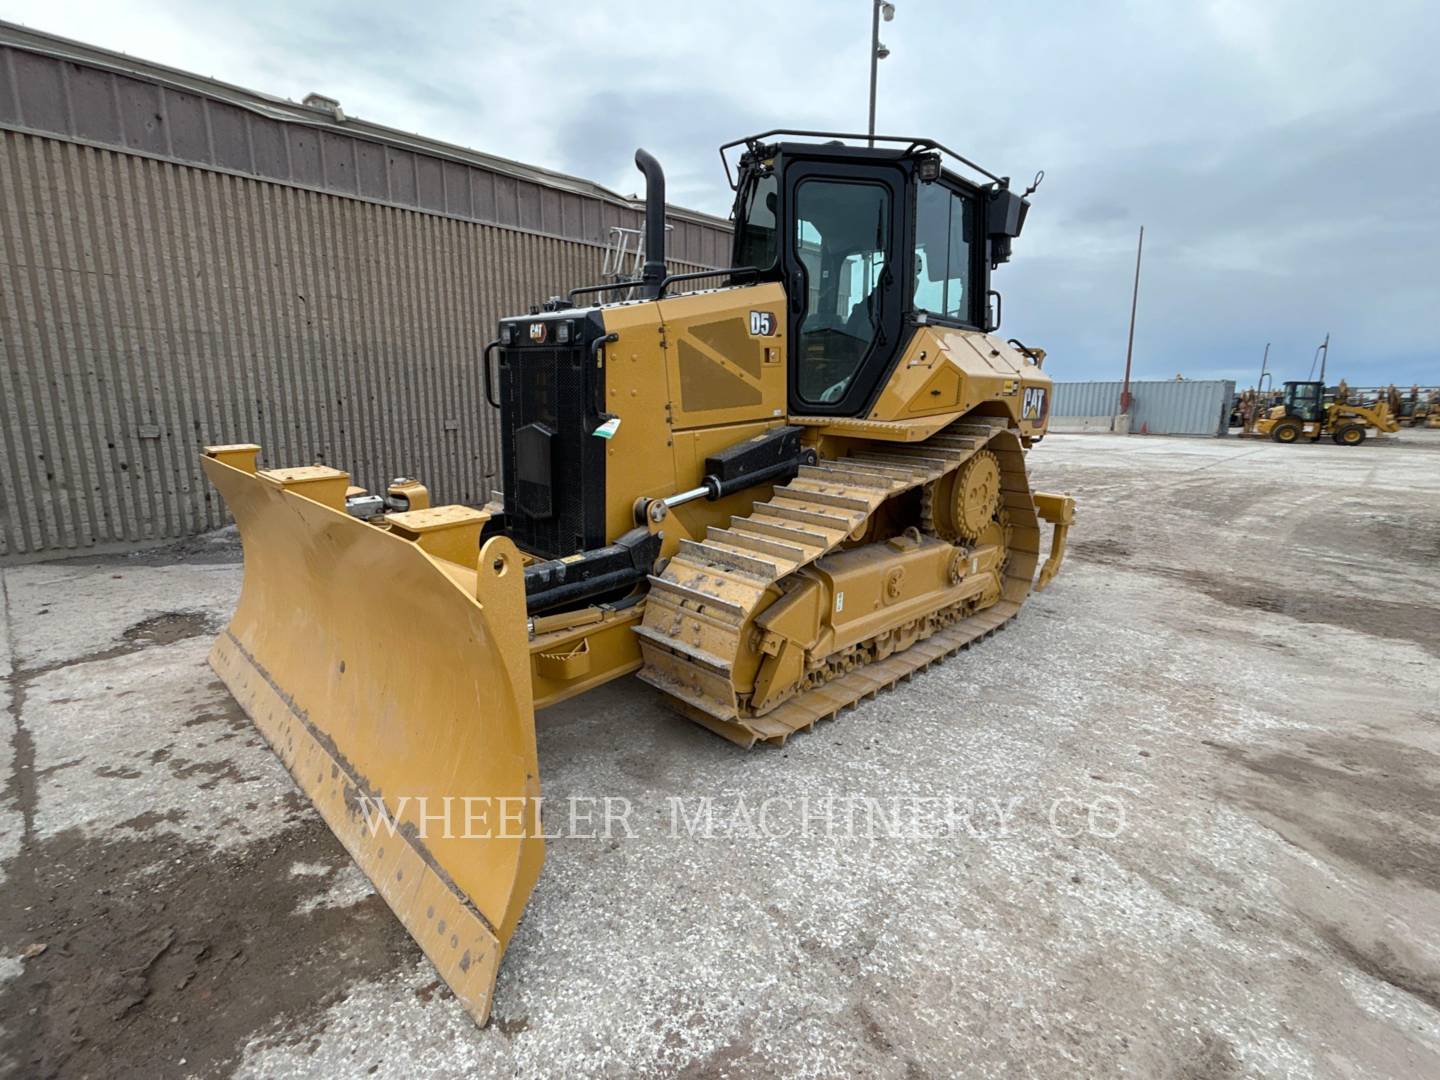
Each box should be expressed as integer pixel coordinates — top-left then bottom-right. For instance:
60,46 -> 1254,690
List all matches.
1050,414 -> 1131,435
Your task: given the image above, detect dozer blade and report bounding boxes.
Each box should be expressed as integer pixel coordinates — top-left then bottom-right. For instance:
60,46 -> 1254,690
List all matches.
200,445 -> 542,1027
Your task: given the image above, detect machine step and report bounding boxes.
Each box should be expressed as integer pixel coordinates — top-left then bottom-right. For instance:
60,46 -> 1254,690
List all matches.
705,526 -> 811,563
677,539 -> 783,579
775,486 -> 875,512
728,517 -> 833,550
645,575 -> 748,619
756,501 -> 856,531
631,624 -> 734,675
797,463 -> 900,490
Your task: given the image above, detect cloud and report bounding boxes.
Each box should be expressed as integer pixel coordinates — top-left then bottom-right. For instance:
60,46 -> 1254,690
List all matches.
548,88 -> 775,210
4,0 -> 1437,384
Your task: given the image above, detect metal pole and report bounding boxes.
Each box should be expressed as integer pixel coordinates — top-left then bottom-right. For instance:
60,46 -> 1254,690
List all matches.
1258,342 -> 1270,392
1120,225 -> 1144,414
868,0 -> 880,145
1308,332 -> 1329,382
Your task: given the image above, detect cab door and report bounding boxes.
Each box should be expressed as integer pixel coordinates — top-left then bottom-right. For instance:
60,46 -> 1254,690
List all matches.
781,160 -> 907,416
1285,382 -> 1324,422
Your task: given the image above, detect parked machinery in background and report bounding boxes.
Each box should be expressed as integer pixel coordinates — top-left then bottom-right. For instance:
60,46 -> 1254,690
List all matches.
1254,380 -> 1400,445
1396,385 -> 1440,427
1328,384 -> 1439,427
1233,387 -> 1268,434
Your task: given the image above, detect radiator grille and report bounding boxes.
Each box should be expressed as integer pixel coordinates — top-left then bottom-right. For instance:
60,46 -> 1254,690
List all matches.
498,325 -> 608,559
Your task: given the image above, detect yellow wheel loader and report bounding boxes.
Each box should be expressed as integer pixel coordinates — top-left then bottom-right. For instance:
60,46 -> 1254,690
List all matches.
200,131 -> 1074,1024
1254,380 -> 1400,445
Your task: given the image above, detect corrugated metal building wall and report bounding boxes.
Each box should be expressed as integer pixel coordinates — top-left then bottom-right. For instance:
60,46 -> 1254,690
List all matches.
0,23 -> 732,560
1051,379 -> 1235,436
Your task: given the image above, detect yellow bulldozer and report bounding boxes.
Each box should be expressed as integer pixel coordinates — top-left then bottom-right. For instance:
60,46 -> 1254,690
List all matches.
200,131 -> 1073,1024
1254,380 -> 1400,445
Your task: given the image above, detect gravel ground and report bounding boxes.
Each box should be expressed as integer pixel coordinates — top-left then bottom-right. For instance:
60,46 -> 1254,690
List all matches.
2,429 -> 1439,1078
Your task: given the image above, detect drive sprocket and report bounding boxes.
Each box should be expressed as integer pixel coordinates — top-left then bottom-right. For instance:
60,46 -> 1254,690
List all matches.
930,449 -> 1002,541
954,451 -> 1002,540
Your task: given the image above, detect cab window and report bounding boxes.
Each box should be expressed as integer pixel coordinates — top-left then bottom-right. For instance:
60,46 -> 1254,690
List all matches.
792,178 -> 892,404
1286,383 -> 1323,420
912,181 -> 974,323
734,170 -> 779,270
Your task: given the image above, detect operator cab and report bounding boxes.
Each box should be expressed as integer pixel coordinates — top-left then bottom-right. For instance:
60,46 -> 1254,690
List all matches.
725,131 -> 1036,417
1282,380 -> 1325,422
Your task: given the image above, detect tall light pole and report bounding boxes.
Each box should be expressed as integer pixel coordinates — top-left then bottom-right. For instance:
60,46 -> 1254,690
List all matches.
1306,332 -> 1330,382
1120,225 -> 1144,414
868,1 -> 896,145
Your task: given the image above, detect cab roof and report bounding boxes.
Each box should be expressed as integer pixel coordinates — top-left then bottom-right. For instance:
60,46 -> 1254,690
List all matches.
719,129 -> 1008,192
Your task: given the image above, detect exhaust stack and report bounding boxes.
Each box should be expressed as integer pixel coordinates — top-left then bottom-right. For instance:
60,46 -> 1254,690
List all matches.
634,148 -> 667,298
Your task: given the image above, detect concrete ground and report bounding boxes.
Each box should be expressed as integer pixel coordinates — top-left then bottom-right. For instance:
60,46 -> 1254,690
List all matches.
2,428 -> 1439,1078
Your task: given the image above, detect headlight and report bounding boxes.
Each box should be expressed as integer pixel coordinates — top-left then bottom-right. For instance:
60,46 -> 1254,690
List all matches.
555,320 -> 571,344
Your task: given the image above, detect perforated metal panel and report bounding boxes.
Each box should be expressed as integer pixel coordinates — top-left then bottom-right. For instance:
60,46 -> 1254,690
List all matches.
677,315 -> 764,413
498,332 -> 608,560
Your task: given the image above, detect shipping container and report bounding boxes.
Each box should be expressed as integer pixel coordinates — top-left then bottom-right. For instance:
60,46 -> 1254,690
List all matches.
1051,379 -> 1235,437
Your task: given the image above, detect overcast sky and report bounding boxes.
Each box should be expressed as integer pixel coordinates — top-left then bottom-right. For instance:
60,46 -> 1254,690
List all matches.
6,0 -> 1437,385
